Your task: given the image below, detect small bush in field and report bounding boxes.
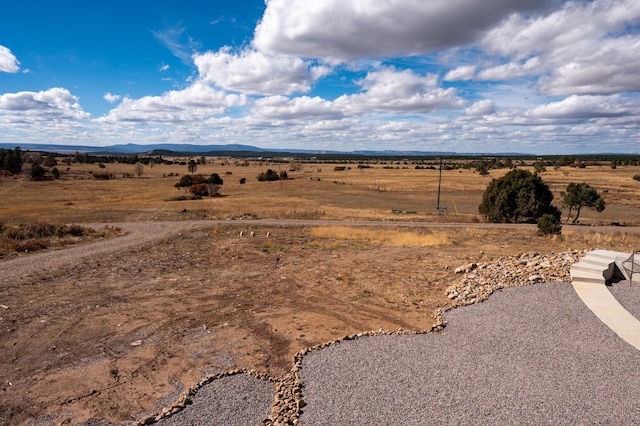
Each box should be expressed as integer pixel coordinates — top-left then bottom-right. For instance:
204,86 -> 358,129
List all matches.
30,164 -> 47,181
9,239 -> 48,252
537,214 -> 562,235
66,224 -> 86,237
189,183 -> 209,197
0,222 -> 107,257
2,222 -> 92,240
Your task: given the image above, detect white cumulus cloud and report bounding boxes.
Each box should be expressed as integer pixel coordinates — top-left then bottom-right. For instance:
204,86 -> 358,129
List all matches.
253,0 -> 557,61
0,87 -> 89,120
337,67 -> 466,114
103,92 -> 122,104
465,100 -> 496,116
443,65 -> 476,81
194,48 -> 331,95
252,95 -> 343,120
480,0 -> 640,95
526,95 -> 636,121
98,82 -> 247,123
477,57 -> 542,81
0,45 -> 20,73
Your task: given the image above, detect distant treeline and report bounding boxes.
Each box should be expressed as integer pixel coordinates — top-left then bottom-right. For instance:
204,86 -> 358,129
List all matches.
0,147 -> 24,174
63,151 -> 174,165
1,145 -> 640,176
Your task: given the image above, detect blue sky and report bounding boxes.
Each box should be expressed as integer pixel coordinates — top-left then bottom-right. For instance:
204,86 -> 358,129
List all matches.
1,0 -> 639,154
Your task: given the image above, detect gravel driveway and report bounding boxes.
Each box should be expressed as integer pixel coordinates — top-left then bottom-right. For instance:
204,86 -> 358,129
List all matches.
298,281 -> 640,425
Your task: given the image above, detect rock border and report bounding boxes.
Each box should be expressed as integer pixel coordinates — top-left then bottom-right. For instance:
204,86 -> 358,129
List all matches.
137,249 -> 587,426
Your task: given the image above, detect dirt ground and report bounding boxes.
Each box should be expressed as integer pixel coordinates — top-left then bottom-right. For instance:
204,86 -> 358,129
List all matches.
0,220 -> 453,424
1,218 -> 640,425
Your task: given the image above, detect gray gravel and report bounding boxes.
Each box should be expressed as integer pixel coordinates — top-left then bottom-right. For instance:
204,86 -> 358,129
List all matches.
156,374 -> 273,426
299,282 -> 640,425
608,279 -> 640,319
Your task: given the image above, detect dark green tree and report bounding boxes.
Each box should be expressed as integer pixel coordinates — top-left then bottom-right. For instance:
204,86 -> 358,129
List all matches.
561,182 -> 605,224
208,173 -> 224,185
479,169 -> 559,223
187,159 -> 198,174
175,175 -> 195,192
257,169 -> 280,182
0,147 -> 23,174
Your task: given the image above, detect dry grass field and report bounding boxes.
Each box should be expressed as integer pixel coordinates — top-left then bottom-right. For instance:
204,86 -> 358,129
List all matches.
3,158 -> 640,225
1,157 -> 640,424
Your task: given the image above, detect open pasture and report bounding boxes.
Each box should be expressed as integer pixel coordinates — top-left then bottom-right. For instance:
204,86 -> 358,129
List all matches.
2,158 -> 640,226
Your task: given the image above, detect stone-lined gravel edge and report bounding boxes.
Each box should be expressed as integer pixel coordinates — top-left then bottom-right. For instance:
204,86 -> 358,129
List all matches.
132,249 -> 588,426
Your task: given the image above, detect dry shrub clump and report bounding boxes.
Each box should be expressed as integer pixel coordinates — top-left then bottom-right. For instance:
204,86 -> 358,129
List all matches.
309,226 -> 450,247
0,222 -> 118,257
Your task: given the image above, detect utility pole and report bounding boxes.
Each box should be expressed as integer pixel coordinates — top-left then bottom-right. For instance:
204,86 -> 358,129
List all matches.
436,157 -> 443,215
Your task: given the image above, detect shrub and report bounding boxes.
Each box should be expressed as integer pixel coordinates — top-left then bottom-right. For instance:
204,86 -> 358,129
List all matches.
257,169 -> 280,181
189,183 -> 209,197
30,164 -> 46,181
166,195 -> 200,201
93,172 -> 113,180
633,174 -> 640,181
3,222 -> 90,240
538,214 -> 562,235
239,177 -> 246,184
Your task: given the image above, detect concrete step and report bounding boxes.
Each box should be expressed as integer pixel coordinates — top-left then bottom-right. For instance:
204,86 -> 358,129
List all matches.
578,256 -> 614,267
571,273 -> 607,285
571,262 -> 607,274
572,251 -> 622,281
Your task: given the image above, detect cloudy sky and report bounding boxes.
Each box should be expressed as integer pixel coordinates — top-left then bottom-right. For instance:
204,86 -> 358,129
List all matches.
1,0 -> 639,154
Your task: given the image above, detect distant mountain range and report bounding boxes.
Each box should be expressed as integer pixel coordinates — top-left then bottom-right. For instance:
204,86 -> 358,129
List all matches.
2,142 -> 636,158
0,142 -> 466,157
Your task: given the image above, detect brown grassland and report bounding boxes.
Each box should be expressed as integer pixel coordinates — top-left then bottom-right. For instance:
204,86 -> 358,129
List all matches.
1,158 -> 640,424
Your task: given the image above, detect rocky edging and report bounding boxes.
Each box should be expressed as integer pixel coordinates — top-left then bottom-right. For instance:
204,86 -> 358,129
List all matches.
137,249 -> 586,426
445,249 -> 585,306
131,369 -> 274,425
